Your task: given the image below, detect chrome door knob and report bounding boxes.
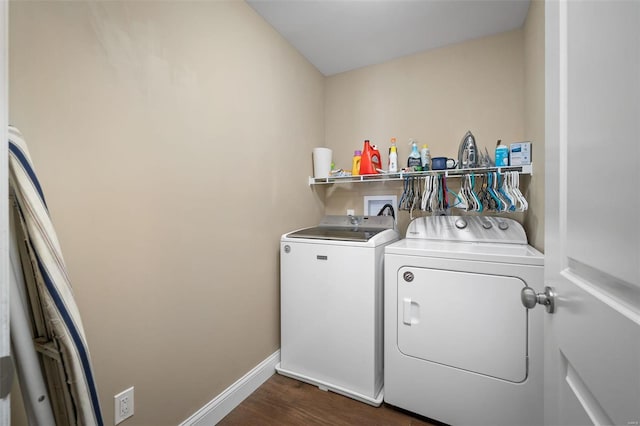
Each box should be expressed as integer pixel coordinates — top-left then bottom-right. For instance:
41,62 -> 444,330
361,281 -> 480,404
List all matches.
521,286 -> 556,313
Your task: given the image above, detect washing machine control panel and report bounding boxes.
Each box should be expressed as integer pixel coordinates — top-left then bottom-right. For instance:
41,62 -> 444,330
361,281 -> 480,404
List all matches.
405,216 -> 527,244
454,218 -> 467,229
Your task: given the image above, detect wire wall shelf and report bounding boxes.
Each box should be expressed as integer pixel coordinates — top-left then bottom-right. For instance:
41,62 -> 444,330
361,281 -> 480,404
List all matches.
308,164 -> 533,185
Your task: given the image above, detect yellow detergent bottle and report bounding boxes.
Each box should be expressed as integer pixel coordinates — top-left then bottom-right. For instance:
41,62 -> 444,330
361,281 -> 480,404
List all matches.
352,150 -> 362,176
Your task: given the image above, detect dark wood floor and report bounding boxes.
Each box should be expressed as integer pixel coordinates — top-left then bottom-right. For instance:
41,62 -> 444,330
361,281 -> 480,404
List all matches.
218,374 -> 440,425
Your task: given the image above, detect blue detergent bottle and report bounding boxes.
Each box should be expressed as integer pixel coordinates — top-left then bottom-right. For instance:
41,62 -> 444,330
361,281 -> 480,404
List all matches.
495,139 -> 509,167
407,139 -> 422,171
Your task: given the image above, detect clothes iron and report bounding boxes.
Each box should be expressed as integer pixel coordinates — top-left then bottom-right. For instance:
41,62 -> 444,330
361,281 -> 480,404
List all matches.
458,130 -> 478,169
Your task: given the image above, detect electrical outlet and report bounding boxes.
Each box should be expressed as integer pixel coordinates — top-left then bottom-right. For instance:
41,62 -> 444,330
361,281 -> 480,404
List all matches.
347,209 -> 355,216
114,387 -> 134,424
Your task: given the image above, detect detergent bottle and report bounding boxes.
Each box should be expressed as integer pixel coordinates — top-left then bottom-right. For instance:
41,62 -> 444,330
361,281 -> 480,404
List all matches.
360,140 -> 381,174
407,139 -> 422,171
420,144 -> 431,171
388,138 -> 398,173
495,139 -> 509,167
372,144 -> 381,171
352,150 -> 362,176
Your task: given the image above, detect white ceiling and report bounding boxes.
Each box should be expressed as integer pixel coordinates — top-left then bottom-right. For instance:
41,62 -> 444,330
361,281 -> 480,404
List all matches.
247,0 -> 531,76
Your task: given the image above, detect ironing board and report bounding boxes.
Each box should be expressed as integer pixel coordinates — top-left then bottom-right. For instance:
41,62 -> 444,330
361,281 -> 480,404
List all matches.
8,126 -> 103,425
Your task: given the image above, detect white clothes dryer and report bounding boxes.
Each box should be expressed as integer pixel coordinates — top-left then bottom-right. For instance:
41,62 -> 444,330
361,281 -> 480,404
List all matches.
384,216 -> 544,426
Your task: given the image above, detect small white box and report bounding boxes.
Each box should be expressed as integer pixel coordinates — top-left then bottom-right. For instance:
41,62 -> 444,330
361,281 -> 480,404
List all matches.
509,142 -> 532,166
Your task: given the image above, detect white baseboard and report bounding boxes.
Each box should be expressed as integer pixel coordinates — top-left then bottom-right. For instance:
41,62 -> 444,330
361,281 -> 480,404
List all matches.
179,350 -> 280,426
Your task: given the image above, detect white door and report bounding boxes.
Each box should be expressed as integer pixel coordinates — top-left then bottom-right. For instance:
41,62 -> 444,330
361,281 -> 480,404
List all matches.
545,1 -> 640,425
0,1 -> 11,424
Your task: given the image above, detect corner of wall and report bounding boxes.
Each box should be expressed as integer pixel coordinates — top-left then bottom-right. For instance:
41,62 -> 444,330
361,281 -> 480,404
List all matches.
523,0 -> 546,253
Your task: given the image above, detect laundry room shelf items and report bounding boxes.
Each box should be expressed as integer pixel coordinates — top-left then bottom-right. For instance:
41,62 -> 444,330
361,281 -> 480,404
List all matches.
308,164 -> 533,185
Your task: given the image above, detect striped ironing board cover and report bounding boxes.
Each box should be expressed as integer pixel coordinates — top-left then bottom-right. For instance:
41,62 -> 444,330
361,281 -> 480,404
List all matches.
8,126 -> 103,426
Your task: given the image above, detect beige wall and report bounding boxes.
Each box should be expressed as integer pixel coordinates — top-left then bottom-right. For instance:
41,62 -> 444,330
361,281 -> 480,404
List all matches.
523,0 -> 545,251
324,30 -> 529,234
9,1 -> 324,425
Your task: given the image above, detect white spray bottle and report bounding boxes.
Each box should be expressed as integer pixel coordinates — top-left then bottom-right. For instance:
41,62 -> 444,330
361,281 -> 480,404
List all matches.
388,137 -> 398,172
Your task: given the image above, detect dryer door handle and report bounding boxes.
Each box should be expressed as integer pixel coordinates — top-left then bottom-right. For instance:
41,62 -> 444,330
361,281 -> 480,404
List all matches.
402,298 -> 420,325
403,298 -> 412,325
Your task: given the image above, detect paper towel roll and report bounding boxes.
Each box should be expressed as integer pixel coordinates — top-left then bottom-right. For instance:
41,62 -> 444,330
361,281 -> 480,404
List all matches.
312,147 -> 332,178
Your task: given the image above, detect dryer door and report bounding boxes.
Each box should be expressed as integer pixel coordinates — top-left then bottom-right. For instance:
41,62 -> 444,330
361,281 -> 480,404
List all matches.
397,266 -> 528,382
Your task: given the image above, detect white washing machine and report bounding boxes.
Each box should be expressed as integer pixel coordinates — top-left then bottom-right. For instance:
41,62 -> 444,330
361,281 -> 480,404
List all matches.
384,216 -> 544,426
277,215 -> 399,406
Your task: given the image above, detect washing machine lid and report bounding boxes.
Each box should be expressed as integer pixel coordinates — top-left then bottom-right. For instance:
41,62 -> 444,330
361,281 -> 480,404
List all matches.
406,216 -> 528,244
286,215 -> 395,242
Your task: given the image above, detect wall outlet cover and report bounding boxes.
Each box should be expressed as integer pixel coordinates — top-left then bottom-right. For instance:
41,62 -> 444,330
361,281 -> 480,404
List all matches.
114,386 -> 134,425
